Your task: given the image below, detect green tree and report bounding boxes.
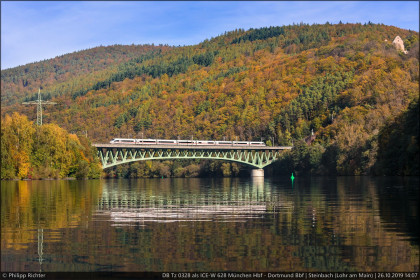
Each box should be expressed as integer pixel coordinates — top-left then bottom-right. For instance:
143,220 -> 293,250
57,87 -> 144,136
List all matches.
31,124 -> 72,178
376,99 -> 419,175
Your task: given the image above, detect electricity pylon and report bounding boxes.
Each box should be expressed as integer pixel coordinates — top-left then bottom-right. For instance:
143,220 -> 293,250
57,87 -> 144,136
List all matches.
22,88 -> 57,126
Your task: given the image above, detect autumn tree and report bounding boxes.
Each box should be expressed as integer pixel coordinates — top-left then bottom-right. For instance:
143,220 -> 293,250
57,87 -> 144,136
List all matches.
1,113 -> 35,179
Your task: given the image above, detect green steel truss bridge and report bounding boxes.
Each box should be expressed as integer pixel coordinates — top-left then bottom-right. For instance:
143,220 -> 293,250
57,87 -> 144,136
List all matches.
93,144 -> 292,172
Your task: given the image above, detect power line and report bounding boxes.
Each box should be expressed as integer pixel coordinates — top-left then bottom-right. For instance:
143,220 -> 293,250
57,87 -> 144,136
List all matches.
22,88 -> 57,126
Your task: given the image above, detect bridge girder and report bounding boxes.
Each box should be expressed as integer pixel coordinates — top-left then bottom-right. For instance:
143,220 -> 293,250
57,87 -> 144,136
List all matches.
94,146 -> 290,170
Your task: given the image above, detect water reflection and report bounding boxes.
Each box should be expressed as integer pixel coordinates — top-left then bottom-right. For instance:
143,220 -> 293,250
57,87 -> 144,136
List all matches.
1,180 -> 102,248
1,177 -> 418,272
96,177 -> 289,225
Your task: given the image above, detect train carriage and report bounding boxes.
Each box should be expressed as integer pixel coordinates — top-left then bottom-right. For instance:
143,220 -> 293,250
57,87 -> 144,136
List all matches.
110,138 -> 266,146
110,138 -> 136,144
157,139 -> 177,145
137,139 -> 157,144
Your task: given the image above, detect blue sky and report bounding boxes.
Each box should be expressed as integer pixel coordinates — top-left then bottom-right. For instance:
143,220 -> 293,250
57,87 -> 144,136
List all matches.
1,1 -> 419,70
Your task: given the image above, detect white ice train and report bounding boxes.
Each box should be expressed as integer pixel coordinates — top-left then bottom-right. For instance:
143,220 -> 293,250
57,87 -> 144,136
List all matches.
109,138 -> 266,146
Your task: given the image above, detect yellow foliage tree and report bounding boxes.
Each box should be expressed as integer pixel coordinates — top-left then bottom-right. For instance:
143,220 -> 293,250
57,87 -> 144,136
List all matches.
1,113 -> 35,179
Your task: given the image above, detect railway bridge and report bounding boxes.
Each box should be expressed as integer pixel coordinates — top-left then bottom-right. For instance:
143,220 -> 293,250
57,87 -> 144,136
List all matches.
93,143 -> 292,177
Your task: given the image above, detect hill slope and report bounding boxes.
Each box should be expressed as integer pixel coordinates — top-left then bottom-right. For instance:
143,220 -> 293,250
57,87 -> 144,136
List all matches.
1,44 -> 172,106
1,23 -> 418,175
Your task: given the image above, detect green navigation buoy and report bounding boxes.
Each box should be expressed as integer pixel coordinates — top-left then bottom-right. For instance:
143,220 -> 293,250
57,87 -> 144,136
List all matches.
291,173 -> 295,189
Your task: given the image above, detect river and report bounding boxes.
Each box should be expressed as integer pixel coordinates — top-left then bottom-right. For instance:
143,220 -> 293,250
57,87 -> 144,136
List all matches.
1,177 -> 418,273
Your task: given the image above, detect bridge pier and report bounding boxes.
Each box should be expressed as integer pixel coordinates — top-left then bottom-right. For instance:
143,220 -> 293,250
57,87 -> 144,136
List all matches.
251,168 -> 264,177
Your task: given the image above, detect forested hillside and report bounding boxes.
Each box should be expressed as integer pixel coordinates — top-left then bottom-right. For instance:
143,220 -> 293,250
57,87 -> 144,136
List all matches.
1,44 -> 172,106
1,23 -> 419,177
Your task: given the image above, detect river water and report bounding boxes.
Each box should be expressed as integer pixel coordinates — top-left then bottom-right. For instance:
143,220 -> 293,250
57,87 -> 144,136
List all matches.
1,177 -> 418,273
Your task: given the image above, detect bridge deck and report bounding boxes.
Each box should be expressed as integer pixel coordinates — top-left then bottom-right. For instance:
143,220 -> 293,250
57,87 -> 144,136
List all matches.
93,143 -> 292,150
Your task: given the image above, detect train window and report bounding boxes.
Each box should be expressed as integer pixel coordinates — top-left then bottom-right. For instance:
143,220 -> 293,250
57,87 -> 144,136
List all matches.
218,141 -> 232,145
138,139 -> 156,143
158,140 -> 176,143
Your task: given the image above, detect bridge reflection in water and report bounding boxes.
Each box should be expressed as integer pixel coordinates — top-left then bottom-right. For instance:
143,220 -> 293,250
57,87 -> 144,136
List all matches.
95,178 -> 293,225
